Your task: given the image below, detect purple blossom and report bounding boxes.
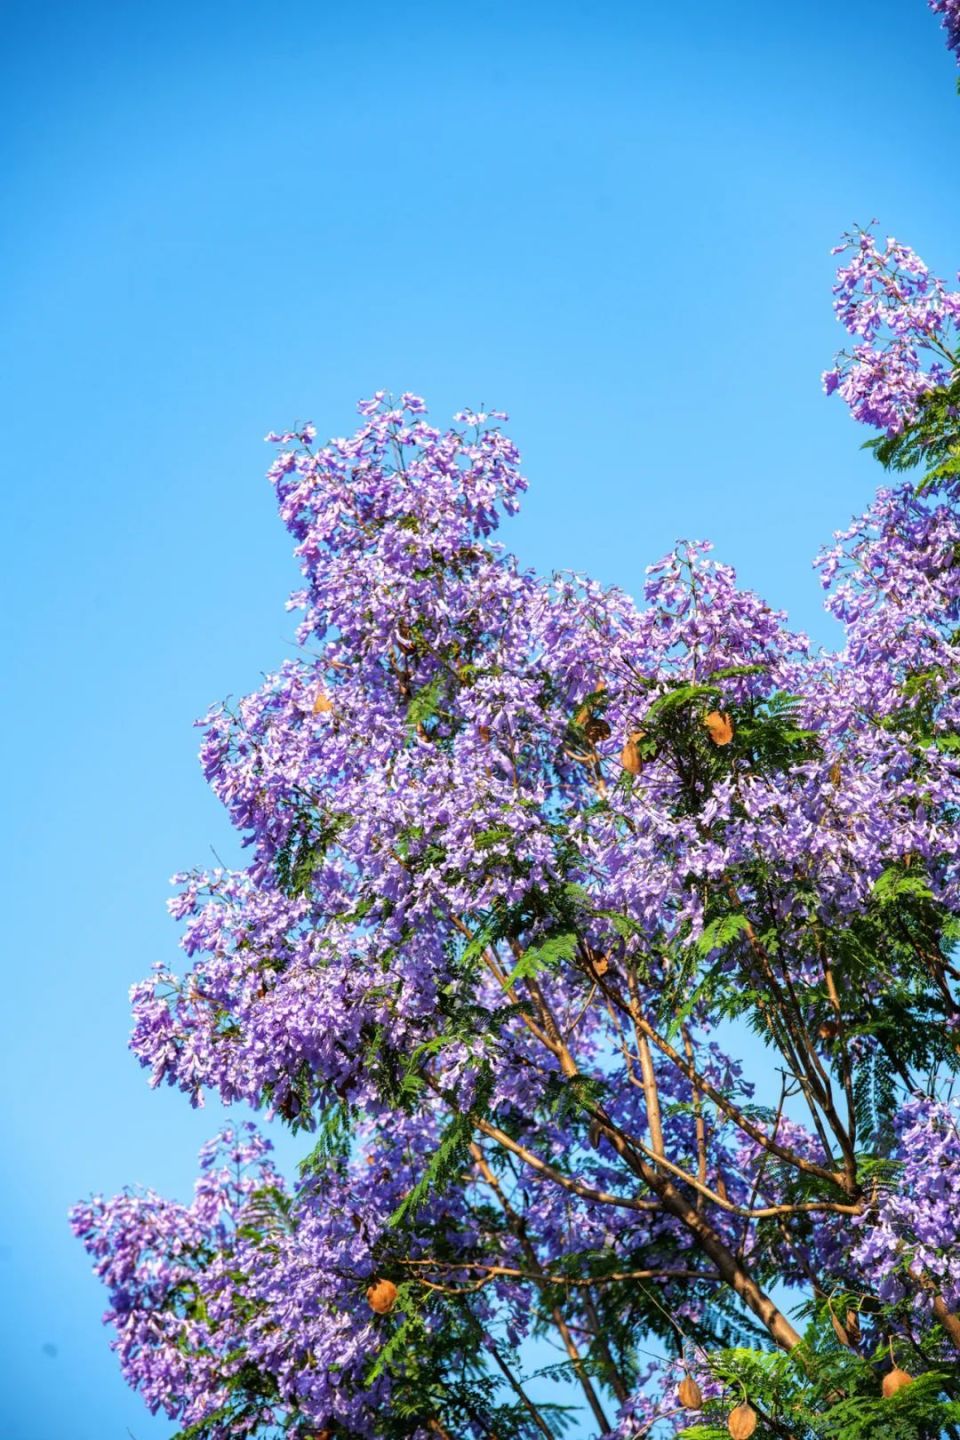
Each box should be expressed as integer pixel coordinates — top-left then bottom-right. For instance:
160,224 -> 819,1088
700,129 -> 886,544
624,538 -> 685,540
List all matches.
824,225 -> 959,432
930,0 -> 960,63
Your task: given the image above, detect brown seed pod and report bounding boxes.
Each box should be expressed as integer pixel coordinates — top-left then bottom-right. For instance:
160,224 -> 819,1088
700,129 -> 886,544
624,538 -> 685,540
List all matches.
584,716 -> 611,743
478,724 -> 492,744
677,1376 -> 703,1410
313,691 -> 334,714
829,759 -> 842,787
727,1402 -> 758,1439
829,1303 -> 852,1346
366,1278 -> 398,1315
818,1020 -> 839,1043
882,1367 -> 914,1397
585,945 -> 610,977
704,710 -> 734,746
621,731 -> 645,775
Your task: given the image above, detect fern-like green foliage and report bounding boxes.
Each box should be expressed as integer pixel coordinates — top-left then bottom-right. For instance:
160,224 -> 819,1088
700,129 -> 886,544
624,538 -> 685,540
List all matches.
864,373 -> 960,493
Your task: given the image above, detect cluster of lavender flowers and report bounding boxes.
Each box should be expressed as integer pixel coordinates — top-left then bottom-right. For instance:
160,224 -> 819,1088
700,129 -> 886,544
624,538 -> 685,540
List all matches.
930,0 -> 960,64
821,228 -> 960,433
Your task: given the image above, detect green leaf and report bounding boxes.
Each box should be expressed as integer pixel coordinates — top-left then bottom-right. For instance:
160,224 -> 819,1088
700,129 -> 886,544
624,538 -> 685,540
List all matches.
644,682 -> 722,724
695,913 -> 750,956
406,675 -> 444,734
871,867 -> 933,905
474,824 -> 514,850
501,931 -> 578,989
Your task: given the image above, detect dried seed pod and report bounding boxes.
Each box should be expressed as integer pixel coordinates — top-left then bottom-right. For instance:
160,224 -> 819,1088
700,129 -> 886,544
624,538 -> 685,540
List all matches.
313,691 -> 334,714
621,731 -> 645,775
366,1278 -> 398,1315
478,724 -> 492,743
882,1368 -> 913,1397
829,1304 -> 851,1346
677,1376 -> 703,1409
846,1309 -> 862,1346
584,716 -> 611,743
586,945 -> 609,977
704,710 -> 734,746
829,759 -> 842,786
727,1402 -> 758,1438
818,1020 -> 839,1043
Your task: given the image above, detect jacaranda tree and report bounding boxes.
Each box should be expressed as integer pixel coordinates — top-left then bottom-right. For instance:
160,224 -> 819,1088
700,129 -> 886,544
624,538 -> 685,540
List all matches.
73,8 -> 960,1438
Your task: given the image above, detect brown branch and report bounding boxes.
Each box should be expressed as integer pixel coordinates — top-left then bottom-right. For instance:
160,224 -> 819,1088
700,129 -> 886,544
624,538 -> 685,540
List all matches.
488,1343 -> 556,1440
469,1143 -> 612,1435
398,1258 -> 718,1288
682,1023 -> 709,1209
618,1130 -> 863,1219
615,993 -> 846,1188
474,1115 -> 659,1212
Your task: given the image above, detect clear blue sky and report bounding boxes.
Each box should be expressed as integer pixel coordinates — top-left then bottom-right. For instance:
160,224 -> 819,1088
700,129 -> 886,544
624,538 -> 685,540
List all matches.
1,2 -> 957,1436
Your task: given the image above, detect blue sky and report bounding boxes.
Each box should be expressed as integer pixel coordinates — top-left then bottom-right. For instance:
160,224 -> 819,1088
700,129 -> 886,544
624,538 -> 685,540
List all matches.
1,2 -> 958,1436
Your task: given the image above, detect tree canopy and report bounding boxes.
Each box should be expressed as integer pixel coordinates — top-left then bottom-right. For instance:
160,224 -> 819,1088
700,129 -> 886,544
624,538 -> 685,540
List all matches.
73,8 -> 960,1438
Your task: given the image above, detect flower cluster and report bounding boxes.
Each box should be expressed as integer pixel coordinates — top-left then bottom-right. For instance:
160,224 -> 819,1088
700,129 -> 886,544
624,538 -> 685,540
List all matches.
930,0 -> 960,64
850,1096 -> 960,1316
823,227 -> 960,432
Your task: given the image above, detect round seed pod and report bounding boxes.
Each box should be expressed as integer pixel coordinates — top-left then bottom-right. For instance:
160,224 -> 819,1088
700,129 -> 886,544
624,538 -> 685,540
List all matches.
584,716 -> 611,743
882,1368 -> 914,1397
677,1376 -> 703,1409
366,1278 -> 398,1315
818,1020 -> 839,1043
727,1402 -> 758,1438
704,711 -> 734,746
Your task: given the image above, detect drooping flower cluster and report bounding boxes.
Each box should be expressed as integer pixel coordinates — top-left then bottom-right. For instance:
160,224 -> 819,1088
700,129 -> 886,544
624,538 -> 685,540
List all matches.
930,0 -> 960,63
822,227 -> 960,432
850,1096 -> 960,1316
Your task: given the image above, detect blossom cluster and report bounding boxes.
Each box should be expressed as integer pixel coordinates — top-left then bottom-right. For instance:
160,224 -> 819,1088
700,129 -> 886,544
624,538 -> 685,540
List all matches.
822,227 -> 960,432
930,0 -> 960,63
850,1096 -> 960,1315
